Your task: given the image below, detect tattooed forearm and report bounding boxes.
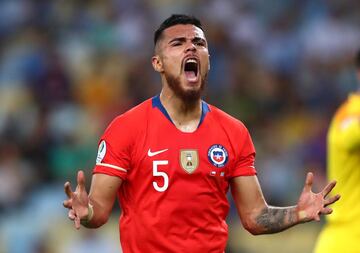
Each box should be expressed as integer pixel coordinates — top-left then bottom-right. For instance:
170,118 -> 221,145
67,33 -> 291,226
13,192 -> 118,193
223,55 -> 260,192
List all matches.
255,206 -> 298,234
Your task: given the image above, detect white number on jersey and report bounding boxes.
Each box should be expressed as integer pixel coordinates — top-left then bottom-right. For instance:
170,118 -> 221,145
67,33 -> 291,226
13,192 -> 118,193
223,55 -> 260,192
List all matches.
152,160 -> 169,192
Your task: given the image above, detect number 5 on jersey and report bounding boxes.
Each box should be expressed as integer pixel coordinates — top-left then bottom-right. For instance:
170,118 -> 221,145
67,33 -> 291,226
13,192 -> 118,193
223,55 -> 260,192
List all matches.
152,160 -> 169,192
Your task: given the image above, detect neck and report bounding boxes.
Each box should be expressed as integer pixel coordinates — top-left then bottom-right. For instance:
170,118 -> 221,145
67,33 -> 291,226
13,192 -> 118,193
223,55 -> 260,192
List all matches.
159,90 -> 202,133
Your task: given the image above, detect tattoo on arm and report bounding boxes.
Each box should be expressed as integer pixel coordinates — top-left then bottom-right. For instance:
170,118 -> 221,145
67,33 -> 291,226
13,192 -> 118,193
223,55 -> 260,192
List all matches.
255,206 -> 298,233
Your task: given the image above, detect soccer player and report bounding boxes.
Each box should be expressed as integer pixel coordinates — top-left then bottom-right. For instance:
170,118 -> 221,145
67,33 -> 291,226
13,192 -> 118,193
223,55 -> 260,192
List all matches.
63,14 -> 340,253
313,50 -> 360,253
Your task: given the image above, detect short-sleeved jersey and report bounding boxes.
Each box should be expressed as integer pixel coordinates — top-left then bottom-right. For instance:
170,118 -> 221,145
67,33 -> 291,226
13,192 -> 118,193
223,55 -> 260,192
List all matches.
93,95 -> 256,253
314,93 -> 360,253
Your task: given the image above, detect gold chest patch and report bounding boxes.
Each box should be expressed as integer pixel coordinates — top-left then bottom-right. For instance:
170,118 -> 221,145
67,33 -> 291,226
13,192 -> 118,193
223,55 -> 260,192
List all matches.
180,149 -> 199,174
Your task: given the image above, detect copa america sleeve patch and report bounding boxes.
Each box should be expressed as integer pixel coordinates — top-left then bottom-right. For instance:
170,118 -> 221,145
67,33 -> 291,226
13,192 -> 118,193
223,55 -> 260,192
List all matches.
96,140 -> 107,163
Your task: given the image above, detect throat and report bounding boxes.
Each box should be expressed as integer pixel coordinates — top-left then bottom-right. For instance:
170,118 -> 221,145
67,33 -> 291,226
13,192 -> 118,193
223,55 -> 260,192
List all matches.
159,93 -> 203,132
171,106 -> 202,133
173,119 -> 200,133
172,103 -> 202,133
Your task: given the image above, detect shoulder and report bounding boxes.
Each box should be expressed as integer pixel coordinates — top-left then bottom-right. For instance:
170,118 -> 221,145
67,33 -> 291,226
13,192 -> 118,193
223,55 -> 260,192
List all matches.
109,99 -> 151,126
332,94 -> 360,126
208,104 -> 249,133
104,98 -> 151,135
207,103 -> 256,162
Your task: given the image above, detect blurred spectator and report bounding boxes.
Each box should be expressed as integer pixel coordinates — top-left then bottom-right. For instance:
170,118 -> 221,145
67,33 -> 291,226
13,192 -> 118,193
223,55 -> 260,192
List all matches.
62,230 -> 119,253
0,140 -> 35,212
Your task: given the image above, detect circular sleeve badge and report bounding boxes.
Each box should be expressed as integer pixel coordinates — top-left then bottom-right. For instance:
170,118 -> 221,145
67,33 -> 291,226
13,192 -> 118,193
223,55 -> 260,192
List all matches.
96,140 -> 107,164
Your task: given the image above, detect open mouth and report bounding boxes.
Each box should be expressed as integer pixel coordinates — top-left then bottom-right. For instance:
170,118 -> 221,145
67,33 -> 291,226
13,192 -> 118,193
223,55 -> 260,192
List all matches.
184,58 -> 199,82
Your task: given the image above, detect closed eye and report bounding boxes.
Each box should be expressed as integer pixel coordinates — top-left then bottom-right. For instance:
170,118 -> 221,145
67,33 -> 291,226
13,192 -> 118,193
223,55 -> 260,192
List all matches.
193,38 -> 206,47
195,41 -> 205,46
171,42 -> 182,46
169,37 -> 186,47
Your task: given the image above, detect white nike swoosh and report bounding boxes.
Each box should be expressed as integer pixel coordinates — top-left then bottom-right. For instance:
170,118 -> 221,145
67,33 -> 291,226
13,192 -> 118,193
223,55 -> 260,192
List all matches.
147,148 -> 169,157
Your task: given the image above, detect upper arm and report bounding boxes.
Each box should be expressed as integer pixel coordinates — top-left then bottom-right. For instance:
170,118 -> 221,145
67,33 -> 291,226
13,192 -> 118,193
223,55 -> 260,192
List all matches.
88,173 -> 123,218
94,114 -> 138,180
230,175 -> 267,228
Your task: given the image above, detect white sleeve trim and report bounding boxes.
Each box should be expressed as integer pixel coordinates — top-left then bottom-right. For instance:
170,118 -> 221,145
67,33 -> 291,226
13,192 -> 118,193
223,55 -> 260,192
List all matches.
96,163 -> 127,173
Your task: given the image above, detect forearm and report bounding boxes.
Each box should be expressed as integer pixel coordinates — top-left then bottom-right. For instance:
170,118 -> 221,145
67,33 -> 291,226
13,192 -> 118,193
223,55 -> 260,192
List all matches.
80,174 -> 122,228
247,205 -> 302,235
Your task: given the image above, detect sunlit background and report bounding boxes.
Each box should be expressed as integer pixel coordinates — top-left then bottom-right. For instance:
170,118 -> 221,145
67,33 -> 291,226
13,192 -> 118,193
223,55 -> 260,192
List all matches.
0,0 -> 359,252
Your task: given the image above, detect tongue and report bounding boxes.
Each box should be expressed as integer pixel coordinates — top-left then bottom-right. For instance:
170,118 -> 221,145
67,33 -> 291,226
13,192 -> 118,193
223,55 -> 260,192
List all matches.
185,71 -> 197,81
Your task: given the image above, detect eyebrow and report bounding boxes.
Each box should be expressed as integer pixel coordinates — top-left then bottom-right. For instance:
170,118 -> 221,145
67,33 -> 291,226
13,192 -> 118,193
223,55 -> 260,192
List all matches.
168,36 -> 206,44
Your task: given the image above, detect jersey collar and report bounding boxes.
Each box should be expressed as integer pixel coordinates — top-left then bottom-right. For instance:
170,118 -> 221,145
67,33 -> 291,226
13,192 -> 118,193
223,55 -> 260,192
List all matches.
152,95 -> 210,128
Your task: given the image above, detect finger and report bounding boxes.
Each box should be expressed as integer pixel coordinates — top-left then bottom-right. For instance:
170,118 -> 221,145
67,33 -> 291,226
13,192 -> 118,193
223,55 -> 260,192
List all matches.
320,207 -> 333,215
322,180 -> 337,198
303,172 -> 313,192
314,214 -> 320,222
324,194 -> 341,206
68,209 -> 76,220
64,182 -> 73,198
77,170 -> 86,192
63,199 -> 73,209
74,215 -> 81,230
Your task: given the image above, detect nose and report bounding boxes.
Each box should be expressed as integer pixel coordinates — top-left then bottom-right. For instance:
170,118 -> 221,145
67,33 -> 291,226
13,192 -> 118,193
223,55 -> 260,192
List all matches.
185,42 -> 196,52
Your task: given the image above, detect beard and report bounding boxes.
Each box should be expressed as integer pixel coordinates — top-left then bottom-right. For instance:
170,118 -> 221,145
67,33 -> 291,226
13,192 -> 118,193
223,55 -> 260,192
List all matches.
165,72 -> 207,103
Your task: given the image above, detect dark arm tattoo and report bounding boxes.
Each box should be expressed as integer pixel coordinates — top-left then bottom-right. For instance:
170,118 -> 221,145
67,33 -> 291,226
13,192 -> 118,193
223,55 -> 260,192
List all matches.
255,206 -> 298,234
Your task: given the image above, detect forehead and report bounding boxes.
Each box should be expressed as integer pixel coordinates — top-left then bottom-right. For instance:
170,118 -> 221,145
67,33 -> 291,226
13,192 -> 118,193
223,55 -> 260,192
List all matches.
162,24 -> 206,41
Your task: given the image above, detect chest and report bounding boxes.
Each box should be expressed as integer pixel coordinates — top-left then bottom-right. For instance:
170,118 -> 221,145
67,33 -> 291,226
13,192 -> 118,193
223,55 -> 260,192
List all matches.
128,121 -> 236,193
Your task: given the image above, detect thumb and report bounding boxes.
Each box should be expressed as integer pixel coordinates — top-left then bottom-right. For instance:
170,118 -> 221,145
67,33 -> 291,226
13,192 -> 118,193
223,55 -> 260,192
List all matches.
303,172 -> 313,192
77,170 -> 86,192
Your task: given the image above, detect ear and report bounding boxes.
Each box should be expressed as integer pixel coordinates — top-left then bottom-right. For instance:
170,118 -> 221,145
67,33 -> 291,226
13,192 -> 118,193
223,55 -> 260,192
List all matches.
208,54 -> 211,71
152,55 -> 163,73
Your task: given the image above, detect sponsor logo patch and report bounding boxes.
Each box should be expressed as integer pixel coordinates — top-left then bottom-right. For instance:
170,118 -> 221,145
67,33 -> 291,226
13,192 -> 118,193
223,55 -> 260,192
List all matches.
147,148 -> 168,157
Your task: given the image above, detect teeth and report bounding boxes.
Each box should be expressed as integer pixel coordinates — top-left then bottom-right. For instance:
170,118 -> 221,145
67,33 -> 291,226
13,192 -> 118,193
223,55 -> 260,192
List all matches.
186,59 -> 197,64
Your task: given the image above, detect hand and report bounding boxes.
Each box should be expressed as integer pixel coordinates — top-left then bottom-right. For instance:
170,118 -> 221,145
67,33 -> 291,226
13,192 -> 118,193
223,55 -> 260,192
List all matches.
63,170 -> 90,229
296,172 -> 340,222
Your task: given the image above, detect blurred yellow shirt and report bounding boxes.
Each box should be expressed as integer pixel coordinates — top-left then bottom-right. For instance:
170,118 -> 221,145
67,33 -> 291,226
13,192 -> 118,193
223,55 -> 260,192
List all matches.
314,93 -> 360,253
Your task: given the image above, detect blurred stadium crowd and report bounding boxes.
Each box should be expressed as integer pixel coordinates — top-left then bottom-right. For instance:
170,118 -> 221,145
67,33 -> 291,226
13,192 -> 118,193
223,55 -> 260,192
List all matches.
0,0 -> 359,252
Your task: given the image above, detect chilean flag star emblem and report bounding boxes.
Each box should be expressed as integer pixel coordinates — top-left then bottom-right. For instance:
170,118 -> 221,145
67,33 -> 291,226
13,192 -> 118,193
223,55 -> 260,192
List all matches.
208,144 -> 228,168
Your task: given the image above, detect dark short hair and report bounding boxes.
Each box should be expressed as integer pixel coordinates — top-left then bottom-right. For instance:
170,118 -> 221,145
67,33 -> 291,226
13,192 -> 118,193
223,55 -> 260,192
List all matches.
356,49 -> 360,69
154,14 -> 203,46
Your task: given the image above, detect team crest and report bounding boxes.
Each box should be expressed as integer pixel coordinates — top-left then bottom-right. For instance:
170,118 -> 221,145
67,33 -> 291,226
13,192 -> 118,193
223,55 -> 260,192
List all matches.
180,150 -> 199,174
207,144 -> 228,168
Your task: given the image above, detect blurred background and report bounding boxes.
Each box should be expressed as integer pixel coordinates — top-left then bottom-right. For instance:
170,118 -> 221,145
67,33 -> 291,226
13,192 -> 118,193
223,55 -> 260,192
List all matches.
0,0 -> 359,252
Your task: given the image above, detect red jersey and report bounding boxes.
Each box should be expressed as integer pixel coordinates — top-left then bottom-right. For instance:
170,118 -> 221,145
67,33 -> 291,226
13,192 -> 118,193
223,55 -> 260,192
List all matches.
93,96 -> 256,253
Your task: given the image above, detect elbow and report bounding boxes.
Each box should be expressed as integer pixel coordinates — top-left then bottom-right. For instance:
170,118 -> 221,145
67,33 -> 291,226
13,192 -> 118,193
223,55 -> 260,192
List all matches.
244,226 -> 263,236
247,229 -> 263,236
242,218 -> 263,235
